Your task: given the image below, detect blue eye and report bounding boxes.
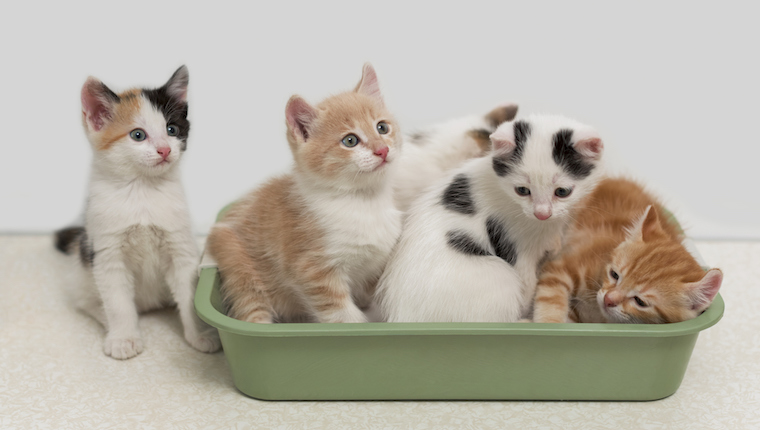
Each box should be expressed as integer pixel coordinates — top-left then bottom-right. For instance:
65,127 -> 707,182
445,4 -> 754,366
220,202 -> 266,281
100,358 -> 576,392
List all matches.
377,121 -> 389,135
342,134 -> 360,147
515,187 -> 531,196
167,124 -> 179,136
555,187 -> 572,198
129,129 -> 147,141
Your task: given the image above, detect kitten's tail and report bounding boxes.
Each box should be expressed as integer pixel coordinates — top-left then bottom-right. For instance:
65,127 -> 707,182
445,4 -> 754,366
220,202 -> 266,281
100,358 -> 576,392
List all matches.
54,226 -> 85,254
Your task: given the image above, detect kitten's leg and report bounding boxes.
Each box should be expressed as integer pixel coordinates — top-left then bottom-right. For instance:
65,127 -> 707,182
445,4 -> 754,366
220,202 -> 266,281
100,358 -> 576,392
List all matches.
532,260 -> 576,324
91,247 -> 143,359
164,233 -> 221,353
207,225 -> 275,324
353,278 -> 376,311
303,274 -> 367,323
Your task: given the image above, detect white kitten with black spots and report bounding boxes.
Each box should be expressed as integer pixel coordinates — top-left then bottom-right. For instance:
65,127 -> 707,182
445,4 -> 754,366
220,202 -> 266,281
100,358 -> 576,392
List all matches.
393,104 -> 518,212
377,115 -> 605,322
55,66 -> 220,359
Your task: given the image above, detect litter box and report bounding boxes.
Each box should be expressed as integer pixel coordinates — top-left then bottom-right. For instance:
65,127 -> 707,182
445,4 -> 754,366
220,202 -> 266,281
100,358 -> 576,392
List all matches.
194,257 -> 723,402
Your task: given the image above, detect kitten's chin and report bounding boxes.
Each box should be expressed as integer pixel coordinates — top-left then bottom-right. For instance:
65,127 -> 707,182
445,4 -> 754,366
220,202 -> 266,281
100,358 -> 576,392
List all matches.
140,160 -> 176,176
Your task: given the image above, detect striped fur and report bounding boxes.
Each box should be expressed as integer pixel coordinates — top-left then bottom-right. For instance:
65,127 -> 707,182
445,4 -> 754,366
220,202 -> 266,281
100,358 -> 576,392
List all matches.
533,178 -> 722,324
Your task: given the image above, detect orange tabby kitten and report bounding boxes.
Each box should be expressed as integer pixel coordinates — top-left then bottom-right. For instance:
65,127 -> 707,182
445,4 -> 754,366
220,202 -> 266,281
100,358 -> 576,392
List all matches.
206,64 -> 402,323
533,178 -> 722,324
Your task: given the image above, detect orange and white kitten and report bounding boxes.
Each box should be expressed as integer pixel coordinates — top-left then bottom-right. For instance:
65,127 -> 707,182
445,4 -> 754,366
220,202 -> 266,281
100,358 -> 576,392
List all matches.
206,64 -> 402,323
533,178 -> 722,324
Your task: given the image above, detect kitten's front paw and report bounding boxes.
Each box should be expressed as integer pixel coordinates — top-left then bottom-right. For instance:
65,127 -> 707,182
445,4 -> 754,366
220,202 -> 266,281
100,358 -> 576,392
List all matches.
186,329 -> 222,353
328,307 -> 368,323
104,336 -> 144,360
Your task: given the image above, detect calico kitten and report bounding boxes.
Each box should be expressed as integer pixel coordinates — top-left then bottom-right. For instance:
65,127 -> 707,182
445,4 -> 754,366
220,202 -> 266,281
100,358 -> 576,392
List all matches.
376,115 -> 604,322
393,103 -> 518,212
55,66 -> 220,359
206,64 -> 402,324
532,178 -> 722,324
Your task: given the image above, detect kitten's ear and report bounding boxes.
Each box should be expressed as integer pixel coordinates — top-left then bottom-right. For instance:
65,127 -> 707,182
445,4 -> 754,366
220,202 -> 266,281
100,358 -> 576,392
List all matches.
572,128 -> 604,161
489,122 -> 517,156
164,65 -> 189,102
285,95 -> 318,143
485,103 -> 519,129
627,205 -> 667,242
354,63 -> 384,105
686,269 -> 723,312
81,77 -> 119,132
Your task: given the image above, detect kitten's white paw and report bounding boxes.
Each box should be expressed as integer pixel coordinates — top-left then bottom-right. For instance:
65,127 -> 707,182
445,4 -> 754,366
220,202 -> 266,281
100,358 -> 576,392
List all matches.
324,306 -> 368,323
186,329 -> 222,353
104,336 -> 144,360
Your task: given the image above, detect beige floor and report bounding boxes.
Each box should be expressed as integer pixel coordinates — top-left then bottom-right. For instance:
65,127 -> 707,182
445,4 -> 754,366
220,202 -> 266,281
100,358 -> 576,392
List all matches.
1,236 -> 758,430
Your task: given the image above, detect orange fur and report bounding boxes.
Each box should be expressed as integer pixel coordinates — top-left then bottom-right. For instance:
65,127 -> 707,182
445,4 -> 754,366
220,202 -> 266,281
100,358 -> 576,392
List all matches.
533,178 -> 721,324
89,89 -> 144,150
207,65 -> 400,323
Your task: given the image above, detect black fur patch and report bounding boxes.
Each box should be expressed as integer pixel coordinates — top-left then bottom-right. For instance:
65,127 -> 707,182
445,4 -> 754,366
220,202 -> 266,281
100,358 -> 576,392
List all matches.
446,230 -> 491,257
493,120 -> 530,177
143,88 -> 190,151
54,227 -> 94,267
486,217 -> 518,266
442,174 -> 476,215
54,227 -> 84,254
552,129 -> 593,179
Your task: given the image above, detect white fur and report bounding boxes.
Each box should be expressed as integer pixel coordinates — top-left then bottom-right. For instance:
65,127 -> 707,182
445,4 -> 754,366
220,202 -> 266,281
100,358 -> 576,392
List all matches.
393,114 -> 496,213
377,115 -> 604,322
72,94 -> 219,359
294,173 -> 402,322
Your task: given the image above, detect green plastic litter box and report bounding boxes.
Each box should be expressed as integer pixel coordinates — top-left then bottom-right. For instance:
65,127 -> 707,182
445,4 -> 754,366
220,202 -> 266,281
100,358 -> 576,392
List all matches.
195,267 -> 723,402
195,203 -> 723,400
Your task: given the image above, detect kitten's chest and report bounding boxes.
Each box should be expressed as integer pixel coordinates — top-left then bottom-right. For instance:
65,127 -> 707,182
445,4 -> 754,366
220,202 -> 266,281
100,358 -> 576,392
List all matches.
311,192 -> 402,266
88,178 -> 189,233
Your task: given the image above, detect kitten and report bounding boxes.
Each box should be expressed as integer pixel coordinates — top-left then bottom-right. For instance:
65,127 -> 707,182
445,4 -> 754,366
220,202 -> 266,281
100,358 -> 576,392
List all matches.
393,103 -> 518,212
532,178 -> 722,324
206,64 -> 402,324
376,115 -> 604,322
55,66 -> 220,359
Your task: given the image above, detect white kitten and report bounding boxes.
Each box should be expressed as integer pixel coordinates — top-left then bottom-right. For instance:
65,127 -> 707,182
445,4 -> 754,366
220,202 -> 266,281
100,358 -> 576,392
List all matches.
55,67 -> 220,359
377,115 -> 605,322
393,104 -> 518,212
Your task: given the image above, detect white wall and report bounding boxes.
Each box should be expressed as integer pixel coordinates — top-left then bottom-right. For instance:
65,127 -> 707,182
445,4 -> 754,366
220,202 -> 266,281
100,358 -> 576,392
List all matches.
1,1 -> 757,239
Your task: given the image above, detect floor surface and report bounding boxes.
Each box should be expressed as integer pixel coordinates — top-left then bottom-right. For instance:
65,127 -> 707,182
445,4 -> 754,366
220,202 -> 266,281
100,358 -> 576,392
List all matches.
1,236 -> 758,429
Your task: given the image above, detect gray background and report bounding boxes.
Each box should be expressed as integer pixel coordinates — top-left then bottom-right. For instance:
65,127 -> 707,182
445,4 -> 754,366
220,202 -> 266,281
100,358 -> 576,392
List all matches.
1,1 -> 757,239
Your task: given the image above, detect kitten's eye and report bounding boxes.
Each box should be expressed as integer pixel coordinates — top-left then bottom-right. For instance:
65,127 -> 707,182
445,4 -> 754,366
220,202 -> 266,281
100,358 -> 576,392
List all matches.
129,129 -> 147,141
633,296 -> 648,307
555,187 -> 573,198
342,134 -> 360,147
515,187 -> 531,196
610,269 -> 619,281
376,121 -> 389,135
167,124 -> 179,136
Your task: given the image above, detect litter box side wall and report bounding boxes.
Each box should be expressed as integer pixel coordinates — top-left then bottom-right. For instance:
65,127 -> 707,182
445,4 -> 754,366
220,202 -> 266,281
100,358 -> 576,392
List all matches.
196,268 -> 712,401
219,330 -> 699,401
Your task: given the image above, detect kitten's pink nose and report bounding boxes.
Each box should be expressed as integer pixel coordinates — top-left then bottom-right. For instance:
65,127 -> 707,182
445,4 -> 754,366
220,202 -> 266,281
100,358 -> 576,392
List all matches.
534,211 -> 552,220
157,147 -> 171,160
374,147 -> 389,161
604,293 -> 618,308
